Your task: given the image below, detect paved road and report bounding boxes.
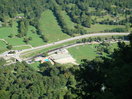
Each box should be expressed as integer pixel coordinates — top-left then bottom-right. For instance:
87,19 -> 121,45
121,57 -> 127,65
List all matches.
0,32 -> 130,61
24,40 -> 129,64
19,32 -> 129,55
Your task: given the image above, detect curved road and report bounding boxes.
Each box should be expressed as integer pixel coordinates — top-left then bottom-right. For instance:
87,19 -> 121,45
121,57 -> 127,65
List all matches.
19,32 -> 129,55
0,32 -> 130,61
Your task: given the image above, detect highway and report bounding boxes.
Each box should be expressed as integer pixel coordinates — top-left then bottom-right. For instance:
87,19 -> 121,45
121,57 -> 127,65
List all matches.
0,32 -> 130,62
19,32 -> 130,55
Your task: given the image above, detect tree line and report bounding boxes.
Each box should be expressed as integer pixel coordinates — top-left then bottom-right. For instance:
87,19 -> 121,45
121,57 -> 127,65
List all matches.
0,33 -> 132,99
71,32 -> 132,99
0,61 -> 76,98
0,0 -> 131,37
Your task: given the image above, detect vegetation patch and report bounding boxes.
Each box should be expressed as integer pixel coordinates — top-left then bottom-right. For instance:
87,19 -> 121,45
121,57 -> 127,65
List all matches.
61,11 -> 75,29
0,41 -> 7,53
84,24 -> 125,33
0,21 -> 18,38
68,43 -> 119,63
12,46 -> 31,50
39,10 -> 70,42
26,26 -> 45,47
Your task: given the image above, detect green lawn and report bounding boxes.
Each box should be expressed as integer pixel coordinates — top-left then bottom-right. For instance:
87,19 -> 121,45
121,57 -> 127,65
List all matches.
61,11 -> 75,29
5,38 -> 25,46
84,24 -> 125,33
68,43 -> 119,63
26,26 -> 45,47
39,10 -> 70,42
68,44 -> 98,63
0,21 -> 45,48
5,25 -> 45,47
0,21 -> 18,39
12,46 -> 31,50
0,21 -> 26,46
0,10 -> 128,54
0,40 -> 7,53
91,14 -> 126,22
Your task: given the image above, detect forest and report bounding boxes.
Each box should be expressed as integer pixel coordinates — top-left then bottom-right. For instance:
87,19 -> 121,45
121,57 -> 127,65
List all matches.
0,61 -> 76,98
0,0 -> 132,98
0,0 -> 132,37
0,34 -> 132,99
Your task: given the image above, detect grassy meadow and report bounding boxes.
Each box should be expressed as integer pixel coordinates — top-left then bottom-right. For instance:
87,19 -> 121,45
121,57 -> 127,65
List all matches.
68,43 -> 119,63
0,40 -> 7,53
39,10 -> 70,42
61,11 -> 75,29
26,26 -> 45,47
84,24 -> 125,33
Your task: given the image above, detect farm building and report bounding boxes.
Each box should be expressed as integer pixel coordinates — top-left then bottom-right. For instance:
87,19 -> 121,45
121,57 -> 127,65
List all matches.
34,49 -> 77,65
49,49 -> 77,65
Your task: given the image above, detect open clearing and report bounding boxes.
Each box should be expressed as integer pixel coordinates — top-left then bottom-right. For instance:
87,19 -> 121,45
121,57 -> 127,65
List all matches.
39,10 -> 70,42
26,26 -> 45,47
68,43 -> 119,63
20,34 -> 129,59
0,10 -> 128,53
91,14 -> 127,23
61,11 -> 75,29
84,24 -> 125,33
0,40 -> 7,53
0,21 -> 18,38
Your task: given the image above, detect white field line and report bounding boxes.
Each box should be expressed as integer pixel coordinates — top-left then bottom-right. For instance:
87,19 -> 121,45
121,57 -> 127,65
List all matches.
0,39 -> 8,44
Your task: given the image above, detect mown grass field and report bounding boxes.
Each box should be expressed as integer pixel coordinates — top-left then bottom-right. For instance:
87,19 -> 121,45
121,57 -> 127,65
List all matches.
0,21 -> 18,38
0,22 -> 45,49
0,21 -> 19,53
68,44 -> 98,63
84,24 -> 125,33
0,21 -> 26,50
0,40 -> 7,53
61,11 -> 75,29
60,11 -> 126,33
91,14 -> 126,22
68,43 -> 119,63
26,26 -> 45,47
39,10 -> 70,42
12,46 -> 31,50
5,38 -> 25,46
0,9 -> 129,55
5,25 -> 45,47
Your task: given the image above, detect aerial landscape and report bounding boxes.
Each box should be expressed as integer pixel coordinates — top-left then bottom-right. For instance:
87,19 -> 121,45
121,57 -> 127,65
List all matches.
0,0 -> 132,99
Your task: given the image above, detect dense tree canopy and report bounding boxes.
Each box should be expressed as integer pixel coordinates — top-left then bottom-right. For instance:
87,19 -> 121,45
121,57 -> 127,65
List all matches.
0,0 -> 132,98
74,33 -> 132,99
0,62 -> 76,98
0,0 -> 131,36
